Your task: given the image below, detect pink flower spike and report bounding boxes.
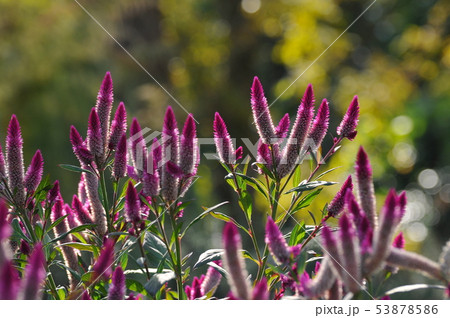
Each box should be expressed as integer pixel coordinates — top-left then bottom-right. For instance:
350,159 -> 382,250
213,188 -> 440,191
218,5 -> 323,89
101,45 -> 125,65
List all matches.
251,77 -> 276,144
235,146 -> 243,161
95,72 -> 114,153
0,144 -> 6,178
0,260 -> 20,300
125,181 -> 141,223
393,232 -> 405,249
222,222 -> 250,300
87,108 -> 104,162
0,199 -> 11,241
345,189 -> 364,227
252,278 -> 269,300
321,226 -> 344,279
339,213 -> 361,293
71,195 -> 93,224
22,243 -> 46,300
93,239 -> 115,280
180,114 -> 198,176
397,191 -> 407,220
200,261 -> 222,296
24,150 -> 44,194
6,115 -> 25,205
109,102 -> 127,150
70,126 -> 93,166
355,146 -> 376,227
327,176 -> 353,217
46,181 -> 60,205
108,266 -> 126,300
113,133 -> 127,179
213,112 -> 235,164
161,106 -> 180,202
265,216 -> 291,265
337,96 -> 359,140
257,141 -> 272,169
275,113 -> 290,139
308,99 -> 329,153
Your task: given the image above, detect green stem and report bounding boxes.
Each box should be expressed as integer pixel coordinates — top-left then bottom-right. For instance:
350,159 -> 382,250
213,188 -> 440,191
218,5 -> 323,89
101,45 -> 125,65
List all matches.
99,170 -> 112,233
135,227 -> 151,280
169,209 -> 185,300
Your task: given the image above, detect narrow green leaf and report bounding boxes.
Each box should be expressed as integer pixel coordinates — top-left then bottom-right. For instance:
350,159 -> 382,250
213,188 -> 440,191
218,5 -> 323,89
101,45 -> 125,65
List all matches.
314,167 -> 340,181
235,173 -> 268,199
144,271 -> 176,297
59,242 -> 95,252
181,201 -> 229,236
58,164 -> 95,175
285,180 -> 337,194
385,284 -> 446,296
238,190 -> 253,220
193,249 -> 223,269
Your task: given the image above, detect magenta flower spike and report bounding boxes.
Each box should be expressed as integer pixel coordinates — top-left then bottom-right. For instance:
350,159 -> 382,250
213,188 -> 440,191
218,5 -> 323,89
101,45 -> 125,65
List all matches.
161,106 -> 180,202
93,239 -> 115,280
213,112 -> 235,164
52,196 -> 69,236
308,99 -> 330,153
251,76 -> 276,144
327,176 -> 353,217
142,139 -> 161,197
22,243 -> 46,300
0,199 -> 11,241
235,146 -> 243,161
321,225 -> 344,280
130,118 -> 145,166
0,144 -> 6,178
275,113 -> 290,139
200,261 -> 223,296
393,232 -> 405,249
277,84 -> 315,178
95,72 -> 114,153
6,115 -> 25,205
186,276 -> 204,300
113,133 -> 127,179
109,102 -> 127,150
24,150 -> 44,194
87,108 -> 104,163
83,169 -> 106,236
345,189 -> 364,226
125,181 -> 141,223
222,222 -> 250,300
257,141 -> 272,169
0,260 -> 20,300
337,95 -> 359,140
64,204 -> 78,230
265,216 -> 293,265
252,278 -> 269,300
72,195 -> 93,224
46,180 -> 60,205
355,146 -> 376,227
108,266 -> 126,300
339,213 -> 361,293
81,290 -> 92,300
70,126 -> 93,166
397,191 -> 407,219
77,175 -> 87,204
180,114 -> 198,176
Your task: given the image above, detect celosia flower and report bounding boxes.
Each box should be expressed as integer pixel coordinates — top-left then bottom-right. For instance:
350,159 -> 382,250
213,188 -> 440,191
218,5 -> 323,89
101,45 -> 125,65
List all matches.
113,133 -> 127,179
180,114 -> 198,176
142,139 -> 161,197
439,240 -> 450,281
95,72 -> 114,155
161,107 -> 180,202
222,222 -> 250,300
22,243 -> 46,300
81,290 -> 91,300
6,115 -> 25,205
83,169 -> 106,236
344,189 -> 364,228
186,276 -> 204,300
125,181 -> 141,223
308,99 -> 330,153
393,232 -> 405,249
71,195 -> 93,224
327,176 -> 353,217
0,144 -> 6,178
0,260 -> 20,300
108,266 -> 126,300
277,84 -> 315,179
251,76 -> 276,144
252,278 -> 269,300
87,108 -> 104,163
108,102 -> 127,150
257,141 -> 272,168
235,146 -> 243,161
77,175 -> 87,204
355,146 -> 376,227
130,118 -> 146,173
321,226 -> 344,280
275,114 -> 290,139
46,180 -> 60,206
24,150 -> 44,194
397,191 -> 407,219
70,126 -> 93,166
339,213 -> 361,293
200,261 -> 222,296
337,96 -> 359,140
304,257 -> 336,298
213,112 -> 235,164
265,216 -> 299,265
0,199 -> 11,241
93,239 -> 115,280
52,196 -> 68,235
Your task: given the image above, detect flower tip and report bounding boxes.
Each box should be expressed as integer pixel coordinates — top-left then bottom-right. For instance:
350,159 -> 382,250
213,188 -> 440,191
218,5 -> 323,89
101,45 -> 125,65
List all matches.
235,146 -> 243,161
302,84 -> 315,107
223,222 -> 240,249
393,232 -> 405,249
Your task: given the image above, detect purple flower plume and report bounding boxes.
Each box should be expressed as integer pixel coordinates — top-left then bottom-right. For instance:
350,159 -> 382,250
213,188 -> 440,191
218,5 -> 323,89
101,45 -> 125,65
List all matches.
339,213 -> 361,293
251,76 -> 276,144
6,115 -> 25,205
93,238 -> 115,280
142,139 -> 161,197
70,126 -> 93,166
24,150 -> 44,194
161,106 -> 180,202
46,180 -> 60,206
200,261 -> 222,296
113,133 -> 127,179
257,141 -> 272,170
308,99 -> 329,153
355,146 -> 376,227
0,144 -> 6,178
277,84 -> 315,179
125,181 -> 141,223
252,278 -> 269,300
321,225 -> 344,279
109,102 -> 127,150
129,118 -> 147,178
222,222 -> 250,300
108,266 -> 126,300
180,114 -> 198,176
87,108 -> 104,163
71,195 -> 93,224
22,243 -> 46,300
0,260 -> 20,300
213,112 -> 235,164
95,72 -> 114,154
235,146 -> 243,161
327,176 -> 353,217
397,191 -> 407,219
393,232 -> 405,249
0,199 -> 11,241
275,114 -> 290,139
337,96 -> 359,140
265,216 -> 298,265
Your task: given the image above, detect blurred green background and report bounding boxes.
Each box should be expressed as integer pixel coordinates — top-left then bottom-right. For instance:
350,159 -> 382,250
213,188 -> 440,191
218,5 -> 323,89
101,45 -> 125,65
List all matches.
0,0 -> 449,298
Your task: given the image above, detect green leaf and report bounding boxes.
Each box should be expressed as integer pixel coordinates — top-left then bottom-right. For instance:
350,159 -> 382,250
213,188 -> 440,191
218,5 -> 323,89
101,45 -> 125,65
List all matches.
291,188 -> 323,214
288,221 -> 305,246
385,284 -> 446,296
285,180 -> 337,194
235,173 -> 268,199
238,190 -> 253,220
314,167 -> 340,181
45,215 -> 68,234
293,165 -> 302,187
59,242 -> 96,252
296,249 -> 308,273
208,212 -> 250,235
144,271 -> 176,297
126,278 -> 146,294
255,163 -> 275,180
58,164 -> 96,175
193,249 -> 223,269
242,250 -> 259,265
11,219 -> 32,242
49,224 -> 96,243
181,201 -> 229,237
143,232 -> 167,260
206,261 -> 228,278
